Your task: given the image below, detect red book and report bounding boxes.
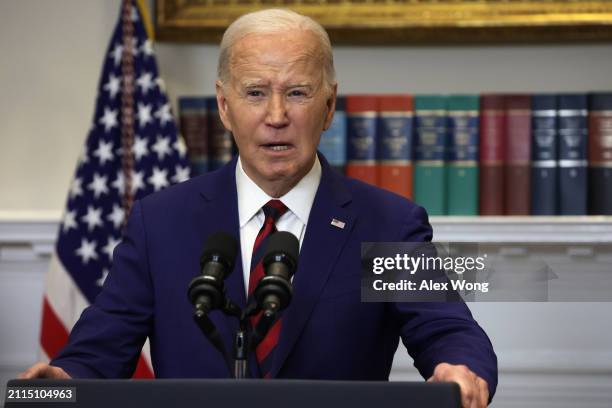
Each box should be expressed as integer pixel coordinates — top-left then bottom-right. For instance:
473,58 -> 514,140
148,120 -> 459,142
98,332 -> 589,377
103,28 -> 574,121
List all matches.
479,95 -> 506,215
346,95 -> 378,186
504,95 -> 532,215
589,93 -> 612,214
376,95 -> 414,198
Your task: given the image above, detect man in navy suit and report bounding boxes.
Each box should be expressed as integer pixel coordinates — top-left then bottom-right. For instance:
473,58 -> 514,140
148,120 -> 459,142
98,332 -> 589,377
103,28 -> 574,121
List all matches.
21,8 -> 496,407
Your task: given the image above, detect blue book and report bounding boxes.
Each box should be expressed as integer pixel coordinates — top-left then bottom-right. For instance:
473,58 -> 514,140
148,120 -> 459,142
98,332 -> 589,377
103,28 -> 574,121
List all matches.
319,96 -> 347,173
558,94 -> 588,215
206,96 -> 235,171
531,94 -> 558,215
588,93 -> 612,215
346,95 -> 378,186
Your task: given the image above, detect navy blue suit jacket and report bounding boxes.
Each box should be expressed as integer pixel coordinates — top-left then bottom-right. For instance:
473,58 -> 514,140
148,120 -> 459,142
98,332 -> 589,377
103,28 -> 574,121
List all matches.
53,155 -> 497,397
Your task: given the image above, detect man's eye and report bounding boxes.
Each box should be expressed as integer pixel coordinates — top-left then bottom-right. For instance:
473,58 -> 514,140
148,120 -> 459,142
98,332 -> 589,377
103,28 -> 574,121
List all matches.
288,90 -> 306,97
246,90 -> 264,97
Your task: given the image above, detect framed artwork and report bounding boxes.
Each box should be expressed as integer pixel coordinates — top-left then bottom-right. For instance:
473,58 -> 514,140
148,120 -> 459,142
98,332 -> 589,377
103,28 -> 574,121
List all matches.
155,0 -> 612,44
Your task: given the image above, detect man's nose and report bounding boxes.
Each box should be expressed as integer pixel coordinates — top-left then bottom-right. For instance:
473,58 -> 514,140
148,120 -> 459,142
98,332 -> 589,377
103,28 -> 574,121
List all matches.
265,93 -> 289,128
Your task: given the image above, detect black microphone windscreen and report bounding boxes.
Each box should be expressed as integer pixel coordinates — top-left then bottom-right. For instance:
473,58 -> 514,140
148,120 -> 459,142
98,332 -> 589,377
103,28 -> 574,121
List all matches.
264,231 -> 299,267
201,231 -> 238,270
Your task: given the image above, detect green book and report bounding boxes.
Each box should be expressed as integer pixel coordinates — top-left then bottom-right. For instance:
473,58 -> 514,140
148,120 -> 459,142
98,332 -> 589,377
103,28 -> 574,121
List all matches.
414,95 -> 447,216
446,95 -> 480,215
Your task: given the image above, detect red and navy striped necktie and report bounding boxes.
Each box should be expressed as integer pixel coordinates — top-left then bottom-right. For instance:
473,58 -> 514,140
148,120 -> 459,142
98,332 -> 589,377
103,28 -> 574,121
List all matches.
248,199 -> 289,378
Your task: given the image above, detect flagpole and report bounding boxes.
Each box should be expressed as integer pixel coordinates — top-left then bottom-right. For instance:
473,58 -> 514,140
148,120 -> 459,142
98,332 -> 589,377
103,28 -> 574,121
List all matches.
121,0 -> 136,223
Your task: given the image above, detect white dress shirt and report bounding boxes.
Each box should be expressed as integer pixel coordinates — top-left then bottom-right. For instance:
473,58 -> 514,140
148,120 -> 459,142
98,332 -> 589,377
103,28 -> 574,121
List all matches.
235,156 -> 322,296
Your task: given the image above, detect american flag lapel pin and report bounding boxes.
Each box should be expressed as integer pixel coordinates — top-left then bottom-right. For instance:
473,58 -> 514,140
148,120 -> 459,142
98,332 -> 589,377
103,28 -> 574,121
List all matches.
330,218 -> 346,229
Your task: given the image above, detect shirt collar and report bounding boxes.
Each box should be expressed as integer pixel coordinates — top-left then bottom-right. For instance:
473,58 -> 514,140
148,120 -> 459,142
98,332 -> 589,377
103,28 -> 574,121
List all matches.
236,156 -> 322,228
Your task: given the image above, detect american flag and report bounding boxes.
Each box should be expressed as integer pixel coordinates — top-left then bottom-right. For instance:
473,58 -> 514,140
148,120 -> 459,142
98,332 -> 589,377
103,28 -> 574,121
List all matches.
39,0 -> 190,378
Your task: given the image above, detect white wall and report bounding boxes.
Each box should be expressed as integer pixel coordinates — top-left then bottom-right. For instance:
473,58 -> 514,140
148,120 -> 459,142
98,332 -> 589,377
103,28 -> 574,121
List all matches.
1,0 -> 612,212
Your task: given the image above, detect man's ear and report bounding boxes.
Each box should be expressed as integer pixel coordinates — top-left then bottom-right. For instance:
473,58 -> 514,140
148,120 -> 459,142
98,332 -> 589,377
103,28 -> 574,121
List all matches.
322,83 -> 338,131
216,80 -> 233,132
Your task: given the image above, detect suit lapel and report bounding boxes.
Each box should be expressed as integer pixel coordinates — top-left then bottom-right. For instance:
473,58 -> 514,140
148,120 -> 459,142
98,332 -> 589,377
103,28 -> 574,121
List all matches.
198,158 -> 247,311
197,159 -> 248,373
270,157 -> 356,377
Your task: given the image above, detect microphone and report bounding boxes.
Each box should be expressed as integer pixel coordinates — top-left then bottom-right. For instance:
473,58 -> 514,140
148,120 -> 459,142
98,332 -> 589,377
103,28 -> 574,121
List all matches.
253,231 -> 299,314
188,231 -> 238,314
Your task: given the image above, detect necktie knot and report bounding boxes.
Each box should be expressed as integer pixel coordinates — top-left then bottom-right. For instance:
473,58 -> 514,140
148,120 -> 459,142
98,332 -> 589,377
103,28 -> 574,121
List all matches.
262,200 -> 288,225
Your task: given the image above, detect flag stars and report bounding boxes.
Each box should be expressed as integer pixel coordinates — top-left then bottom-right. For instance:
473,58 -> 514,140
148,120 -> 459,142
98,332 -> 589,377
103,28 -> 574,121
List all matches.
172,165 -> 190,183
81,206 -> 103,231
137,72 -> 155,95
99,107 -> 118,133
75,238 -> 98,265
138,103 -> 153,128
132,170 -> 146,194
109,43 -> 123,67
102,236 -> 121,260
148,167 -> 169,191
141,39 -> 154,57
70,177 -> 83,199
88,173 -> 109,199
152,135 -> 172,160
133,136 -> 149,161
103,74 -> 121,99
112,170 -> 145,195
62,210 -> 78,233
128,37 -> 140,57
111,171 -> 125,195
155,77 -> 166,93
93,139 -> 114,165
107,204 -> 125,229
174,138 -> 187,157
155,103 -> 173,127
77,145 -> 89,167
131,6 -> 139,21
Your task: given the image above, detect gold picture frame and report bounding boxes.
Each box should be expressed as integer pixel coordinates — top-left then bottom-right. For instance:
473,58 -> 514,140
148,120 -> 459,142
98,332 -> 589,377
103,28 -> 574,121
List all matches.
155,0 -> 612,44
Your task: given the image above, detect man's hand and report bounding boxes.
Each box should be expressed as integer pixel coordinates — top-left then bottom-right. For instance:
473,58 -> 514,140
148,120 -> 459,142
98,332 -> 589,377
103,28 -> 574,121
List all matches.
428,362 -> 489,408
18,363 -> 71,379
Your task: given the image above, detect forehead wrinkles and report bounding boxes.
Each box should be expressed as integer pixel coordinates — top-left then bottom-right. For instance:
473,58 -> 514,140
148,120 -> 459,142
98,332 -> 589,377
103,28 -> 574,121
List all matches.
228,32 -> 324,86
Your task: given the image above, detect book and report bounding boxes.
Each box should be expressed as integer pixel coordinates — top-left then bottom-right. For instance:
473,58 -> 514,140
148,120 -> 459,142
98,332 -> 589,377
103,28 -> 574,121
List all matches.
558,94 -> 588,215
447,95 -> 479,215
319,95 -> 347,174
206,96 -> 235,171
414,95 -> 447,215
479,94 -> 506,215
376,95 -> 414,199
178,97 -> 209,175
531,94 -> 558,215
346,95 -> 378,186
588,92 -> 612,215
504,95 -> 531,215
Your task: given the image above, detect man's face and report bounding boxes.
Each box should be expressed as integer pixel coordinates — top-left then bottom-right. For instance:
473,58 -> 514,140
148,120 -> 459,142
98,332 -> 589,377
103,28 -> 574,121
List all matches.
216,30 -> 336,196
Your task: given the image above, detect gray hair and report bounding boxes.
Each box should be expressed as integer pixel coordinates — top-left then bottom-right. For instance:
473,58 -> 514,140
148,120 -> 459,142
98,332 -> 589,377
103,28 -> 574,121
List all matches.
217,8 -> 336,92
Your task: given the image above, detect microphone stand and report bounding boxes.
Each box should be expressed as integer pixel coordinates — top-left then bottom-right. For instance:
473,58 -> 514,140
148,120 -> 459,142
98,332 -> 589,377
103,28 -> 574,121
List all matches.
193,297 -> 279,379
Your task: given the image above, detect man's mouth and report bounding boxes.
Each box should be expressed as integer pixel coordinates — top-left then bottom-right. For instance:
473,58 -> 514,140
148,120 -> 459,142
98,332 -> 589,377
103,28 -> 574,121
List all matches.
263,143 -> 291,151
